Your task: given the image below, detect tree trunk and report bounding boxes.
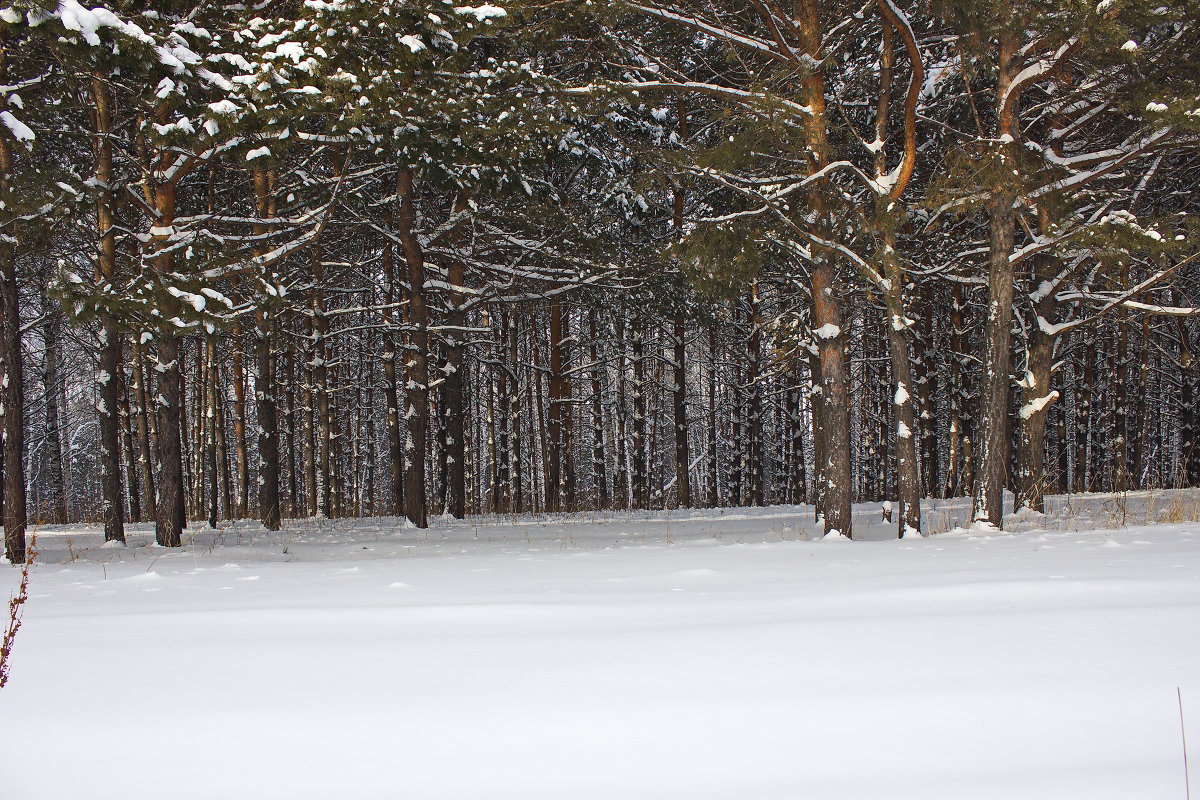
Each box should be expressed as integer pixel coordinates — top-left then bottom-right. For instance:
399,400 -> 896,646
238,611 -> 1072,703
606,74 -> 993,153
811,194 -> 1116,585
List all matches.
671,317 -> 691,508
707,328 -> 720,507
881,246 -> 922,537
251,168 -> 282,530
630,321 -> 648,508
119,357 -> 142,523
746,296 -> 764,506
131,338 -> 157,520
230,312 -> 250,518
0,29 -> 24,563
397,168 -> 429,528
41,295 -> 67,525
590,310 -> 609,511
797,0 -> 851,537
1015,327 -> 1057,512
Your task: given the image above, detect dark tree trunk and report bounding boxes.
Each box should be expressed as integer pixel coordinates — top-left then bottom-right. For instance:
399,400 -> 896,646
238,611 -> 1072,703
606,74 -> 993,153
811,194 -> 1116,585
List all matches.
251,168 -> 282,531
397,168 -> 429,528
671,318 -> 691,508
230,313 -> 250,519
154,333 -> 184,547
256,310 -> 281,530
119,358 -> 142,523
972,30 -> 1019,528
590,310 -> 609,510
1015,328 -> 1057,513
41,296 -> 67,525
131,338 -> 157,521
92,74 -> 125,542
881,245 -> 922,538
631,322 -> 648,509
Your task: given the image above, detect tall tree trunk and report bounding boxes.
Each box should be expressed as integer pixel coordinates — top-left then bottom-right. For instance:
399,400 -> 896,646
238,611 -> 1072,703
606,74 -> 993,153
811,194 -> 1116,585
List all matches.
283,334 -> 298,517
972,29 -> 1019,528
590,310 -> 609,510
707,328 -> 720,507
630,321 -> 648,508
1074,334 -> 1096,493
131,338 -> 157,520
93,76 -> 129,544
1014,228 -> 1061,513
119,358 -> 142,523
252,168 -> 281,530
671,317 -> 691,508
148,170 -> 184,546
214,344 -> 232,519
441,192 -> 471,519
382,212 -> 405,518
256,309 -> 281,530
509,313 -> 524,512
204,338 -> 220,529
547,301 -> 574,512
1015,328 -> 1057,512
397,168 -> 429,528
944,283 -> 967,497
230,307 -> 250,518
881,245 -> 923,537
1132,315 -> 1151,487
1112,286 -> 1130,492
41,295 -> 67,525
154,334 -> 184,546
798,0 -> 852,537
0,29 -> 24,563
98,315 -> 125,542
746,298 -> 765,506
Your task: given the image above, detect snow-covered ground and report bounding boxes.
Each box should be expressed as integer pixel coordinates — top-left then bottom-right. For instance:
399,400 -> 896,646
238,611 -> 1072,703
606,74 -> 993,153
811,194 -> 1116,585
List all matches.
3,489 -> 1199,799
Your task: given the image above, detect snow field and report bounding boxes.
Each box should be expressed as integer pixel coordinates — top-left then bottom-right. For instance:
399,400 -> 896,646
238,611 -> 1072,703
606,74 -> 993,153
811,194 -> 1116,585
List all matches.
2,490 -> 1199,799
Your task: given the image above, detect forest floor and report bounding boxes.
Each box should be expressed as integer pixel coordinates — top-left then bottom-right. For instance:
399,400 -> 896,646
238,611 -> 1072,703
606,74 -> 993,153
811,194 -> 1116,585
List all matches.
3,488 -> 1200,799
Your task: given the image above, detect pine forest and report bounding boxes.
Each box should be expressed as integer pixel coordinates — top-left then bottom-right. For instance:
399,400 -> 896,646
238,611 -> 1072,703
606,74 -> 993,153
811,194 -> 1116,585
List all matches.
0,0 -> 1196,558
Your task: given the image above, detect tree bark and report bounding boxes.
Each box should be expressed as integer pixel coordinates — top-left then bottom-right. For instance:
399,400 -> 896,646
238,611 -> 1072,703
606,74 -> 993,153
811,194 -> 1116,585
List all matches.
671,317 -> 691,508
397,167 -> 429,528
798,0 -> 852,537
41,294 -> 67,525
972,28 -> 1019,528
